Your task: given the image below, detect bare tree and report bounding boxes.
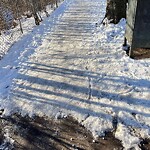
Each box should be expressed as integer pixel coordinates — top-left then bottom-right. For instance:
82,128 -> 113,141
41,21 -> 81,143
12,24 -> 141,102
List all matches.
14,0 -> 24,33
104,0 -> 127,24
0,1 -> 14,31
0,0 -> 62,32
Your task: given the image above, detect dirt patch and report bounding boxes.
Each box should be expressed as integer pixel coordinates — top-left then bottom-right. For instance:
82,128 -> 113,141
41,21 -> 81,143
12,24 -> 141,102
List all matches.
133,48 -> 150,59
129,48 -> 150,59
140,139 -> 150,150
0,114 -> 149,150
0,114 -> 123,150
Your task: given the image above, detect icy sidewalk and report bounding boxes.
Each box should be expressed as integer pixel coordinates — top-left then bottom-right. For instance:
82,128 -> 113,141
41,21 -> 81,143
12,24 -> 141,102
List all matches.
0,0 -> 150,149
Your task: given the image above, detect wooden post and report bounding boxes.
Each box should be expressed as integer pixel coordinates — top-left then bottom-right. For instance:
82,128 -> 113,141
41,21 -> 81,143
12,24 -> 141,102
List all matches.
129,44 -> 135,58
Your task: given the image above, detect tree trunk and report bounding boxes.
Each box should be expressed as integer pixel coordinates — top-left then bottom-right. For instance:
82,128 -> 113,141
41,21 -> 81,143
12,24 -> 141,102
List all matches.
33,13 -> 40,25
105,0 -> 127,24
55,0 -> 58,8
18,18 -> 23,34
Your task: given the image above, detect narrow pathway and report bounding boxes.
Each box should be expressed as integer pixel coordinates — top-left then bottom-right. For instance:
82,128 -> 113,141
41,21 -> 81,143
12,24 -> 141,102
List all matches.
5,0 -> 150,148
10,0 -> 105,124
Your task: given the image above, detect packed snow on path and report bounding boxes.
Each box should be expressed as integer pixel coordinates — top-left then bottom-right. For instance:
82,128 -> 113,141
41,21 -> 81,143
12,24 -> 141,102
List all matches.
0,0 -> 150,149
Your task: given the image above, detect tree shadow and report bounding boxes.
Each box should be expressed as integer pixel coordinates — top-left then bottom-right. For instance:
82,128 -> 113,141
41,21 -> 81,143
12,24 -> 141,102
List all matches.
8,62 -> 150,134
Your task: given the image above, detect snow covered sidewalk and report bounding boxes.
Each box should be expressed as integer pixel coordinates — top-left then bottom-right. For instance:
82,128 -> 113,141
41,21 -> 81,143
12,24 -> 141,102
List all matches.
0,0 -> 150,149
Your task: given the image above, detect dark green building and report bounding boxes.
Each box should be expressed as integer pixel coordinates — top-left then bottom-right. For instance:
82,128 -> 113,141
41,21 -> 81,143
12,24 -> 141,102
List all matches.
125,0 -> 150,57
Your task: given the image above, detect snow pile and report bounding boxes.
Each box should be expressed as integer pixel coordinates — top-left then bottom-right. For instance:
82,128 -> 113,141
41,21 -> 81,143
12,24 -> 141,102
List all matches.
95,18 -> 150,148
0,128 -> 14,150
115,123 -> 140,150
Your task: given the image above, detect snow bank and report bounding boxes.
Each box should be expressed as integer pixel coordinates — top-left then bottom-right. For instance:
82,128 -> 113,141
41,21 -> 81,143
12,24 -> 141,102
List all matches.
95,18 -> 150,149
